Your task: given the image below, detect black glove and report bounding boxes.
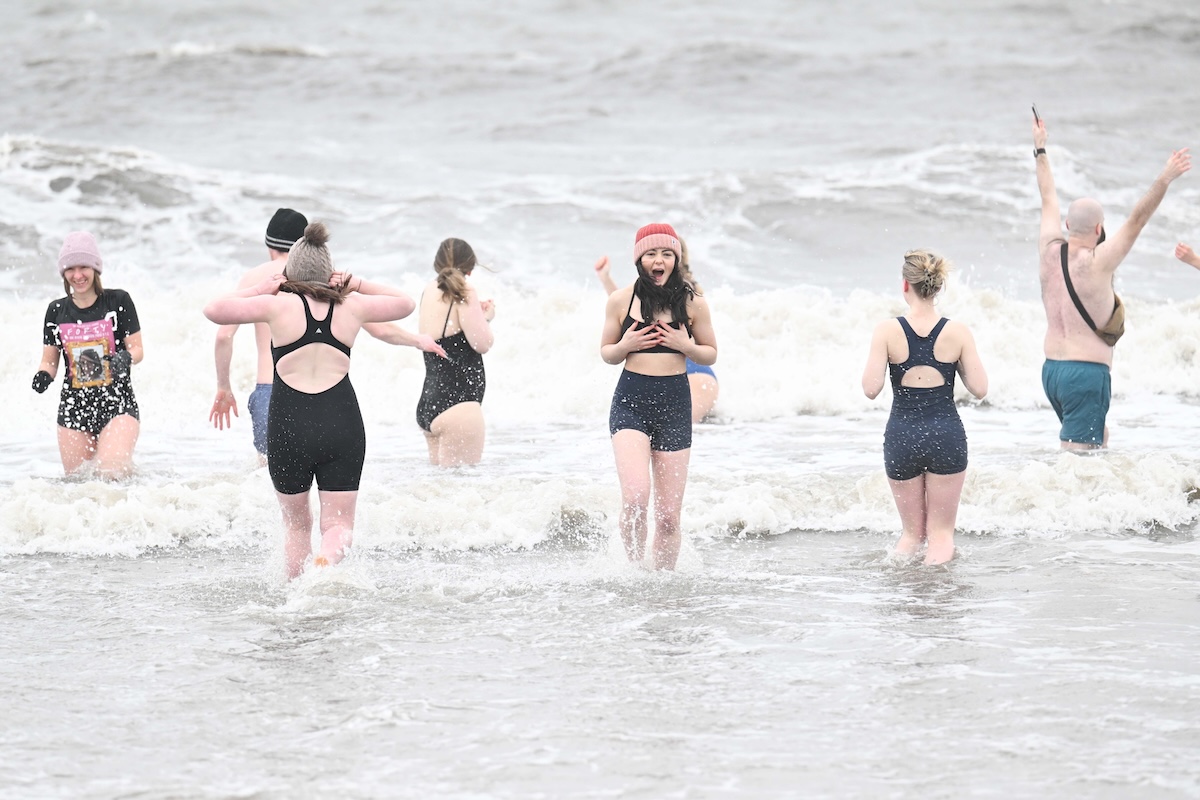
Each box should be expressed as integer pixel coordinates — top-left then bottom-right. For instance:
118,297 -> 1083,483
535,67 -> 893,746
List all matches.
32,370 -> 53,394
105,350 -> 133,379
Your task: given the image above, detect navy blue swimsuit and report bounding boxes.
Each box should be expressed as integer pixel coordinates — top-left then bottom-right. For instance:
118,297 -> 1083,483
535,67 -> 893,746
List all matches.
883,317 -> 967,481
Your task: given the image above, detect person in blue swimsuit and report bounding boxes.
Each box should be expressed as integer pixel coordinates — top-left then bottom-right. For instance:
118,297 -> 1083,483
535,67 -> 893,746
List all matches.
594,236 -> 718,422
862,249 -> 987,565
204,222 -> 416,578
600,223 -> 718,570
414,238 -> 495,467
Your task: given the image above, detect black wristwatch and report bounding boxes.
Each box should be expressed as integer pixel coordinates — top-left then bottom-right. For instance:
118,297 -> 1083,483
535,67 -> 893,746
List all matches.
1034,147 -> 1047,159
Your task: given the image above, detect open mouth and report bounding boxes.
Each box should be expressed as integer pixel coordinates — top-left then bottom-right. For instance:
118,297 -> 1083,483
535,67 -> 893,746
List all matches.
651,268 -> 666,281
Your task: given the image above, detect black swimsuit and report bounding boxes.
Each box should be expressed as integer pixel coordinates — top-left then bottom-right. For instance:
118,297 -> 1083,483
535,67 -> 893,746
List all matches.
618,294 -> 693,355
882,317 -> 967,481
267,294 -> 366,495
416,303 -> 486,432
608,294 -> 693,451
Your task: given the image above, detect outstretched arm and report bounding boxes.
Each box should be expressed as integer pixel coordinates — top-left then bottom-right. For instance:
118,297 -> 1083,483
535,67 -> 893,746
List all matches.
204,274 -> 285,325
1034,117 -> 1062,250
362,322 -> 448,358
332,273 -> 417,324
1101,149 -> 1192,267
1177,243 -> 1200,270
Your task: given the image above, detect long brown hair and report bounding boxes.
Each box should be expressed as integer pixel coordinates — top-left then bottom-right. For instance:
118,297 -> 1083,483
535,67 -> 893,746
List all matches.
434,238 -> 477,303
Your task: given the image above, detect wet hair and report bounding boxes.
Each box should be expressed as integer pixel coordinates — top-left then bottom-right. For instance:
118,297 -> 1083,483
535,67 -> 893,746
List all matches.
434,238 -> 477,304
634,249 -> 696,326
279,222 -> 351,304
62,271 -> 103,297
902,249 -> 950,299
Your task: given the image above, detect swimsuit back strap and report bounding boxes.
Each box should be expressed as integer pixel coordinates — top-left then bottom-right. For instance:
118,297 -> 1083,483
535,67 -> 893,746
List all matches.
441,302 -> 454,339
625,291 -> 637,321
929,317 -> 949,342
298,293 -> 315,324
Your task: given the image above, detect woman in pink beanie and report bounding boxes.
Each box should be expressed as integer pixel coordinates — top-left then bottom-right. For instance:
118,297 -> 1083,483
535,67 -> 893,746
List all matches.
32,231 -> 144,479
599,223 -> 718,570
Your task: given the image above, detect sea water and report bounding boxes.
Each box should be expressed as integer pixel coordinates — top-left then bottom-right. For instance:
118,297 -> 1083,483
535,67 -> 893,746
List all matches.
2,1 -> 1200,797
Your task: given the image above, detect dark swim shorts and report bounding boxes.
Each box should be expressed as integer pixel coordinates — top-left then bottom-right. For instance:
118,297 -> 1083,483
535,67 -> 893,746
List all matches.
609,370 -> 692,452
1041,359 -> 1111,446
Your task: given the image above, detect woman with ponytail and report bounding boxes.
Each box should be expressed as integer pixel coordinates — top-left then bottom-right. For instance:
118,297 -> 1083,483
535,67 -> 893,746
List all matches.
414,238 -> 494,466
204,222 -> 416,578
861,249 -> 988,565
599,223 -> 718,570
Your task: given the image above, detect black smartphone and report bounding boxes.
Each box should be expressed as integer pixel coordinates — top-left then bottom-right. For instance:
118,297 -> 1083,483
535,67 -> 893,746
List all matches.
1032,103 -> 1040,122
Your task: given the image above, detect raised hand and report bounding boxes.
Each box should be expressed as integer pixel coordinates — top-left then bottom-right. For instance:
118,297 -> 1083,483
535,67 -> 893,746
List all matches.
255,273 -> 285,295
1162,148 -> 1192,182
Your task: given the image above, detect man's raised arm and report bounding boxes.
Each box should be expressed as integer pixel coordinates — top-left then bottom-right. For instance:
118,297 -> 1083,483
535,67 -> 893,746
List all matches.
1101,148 -> 1192,267
1034,116 -> 1061,250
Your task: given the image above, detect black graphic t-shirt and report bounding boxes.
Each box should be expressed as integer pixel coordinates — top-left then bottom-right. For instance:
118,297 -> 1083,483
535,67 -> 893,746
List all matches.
43,289 -> 141,390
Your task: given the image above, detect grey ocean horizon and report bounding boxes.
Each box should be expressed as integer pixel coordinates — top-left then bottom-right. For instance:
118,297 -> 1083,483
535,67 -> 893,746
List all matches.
2,1 -> 1200,798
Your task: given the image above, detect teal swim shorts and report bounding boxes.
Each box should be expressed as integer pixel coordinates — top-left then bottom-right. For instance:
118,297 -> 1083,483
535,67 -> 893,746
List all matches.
1041,359 -> 1111,446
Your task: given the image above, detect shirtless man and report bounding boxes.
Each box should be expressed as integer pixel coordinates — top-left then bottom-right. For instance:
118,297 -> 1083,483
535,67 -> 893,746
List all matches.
1034,115 -> 1191,449
210,209 -> 309,460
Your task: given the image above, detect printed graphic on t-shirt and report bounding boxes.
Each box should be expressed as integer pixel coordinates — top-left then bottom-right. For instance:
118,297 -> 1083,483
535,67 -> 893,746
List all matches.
59,320 -> 117,389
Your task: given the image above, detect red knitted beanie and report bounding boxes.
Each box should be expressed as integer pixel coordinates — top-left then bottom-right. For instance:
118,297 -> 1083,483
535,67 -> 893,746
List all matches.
633,223 -> 681,264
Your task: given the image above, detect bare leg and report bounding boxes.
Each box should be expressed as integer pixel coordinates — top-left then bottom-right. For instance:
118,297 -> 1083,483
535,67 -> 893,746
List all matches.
94,415 -> 139,480
888,474 -> 928,557
276,491 -> 314,579
428,402 -> 485,467
57,427 -> 97,475
650,448 -> 691,570
314,490 -> 357,567
611,429 -> 652,563
422,430 -> 439,465
922,471 -> 966,565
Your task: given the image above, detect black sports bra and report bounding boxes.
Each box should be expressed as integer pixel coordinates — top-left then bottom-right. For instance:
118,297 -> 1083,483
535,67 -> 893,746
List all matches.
271,294 -> 352,363
619,293 -> 693,356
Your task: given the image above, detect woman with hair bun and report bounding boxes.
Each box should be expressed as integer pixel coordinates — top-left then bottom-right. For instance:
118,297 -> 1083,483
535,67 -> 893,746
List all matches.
415,238 -> 494,466
600,223 -> 718,570
862,249 -> 988,565
204,222 -> 416,578
33,231 -> 144,479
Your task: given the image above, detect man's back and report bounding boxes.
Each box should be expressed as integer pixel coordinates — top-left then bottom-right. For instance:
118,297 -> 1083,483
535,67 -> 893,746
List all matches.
1039,239 -> 1116,366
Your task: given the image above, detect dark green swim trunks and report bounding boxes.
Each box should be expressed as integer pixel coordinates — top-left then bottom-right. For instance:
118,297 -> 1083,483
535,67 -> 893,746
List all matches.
1041,359 -> 1111,446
